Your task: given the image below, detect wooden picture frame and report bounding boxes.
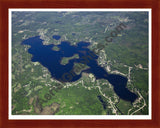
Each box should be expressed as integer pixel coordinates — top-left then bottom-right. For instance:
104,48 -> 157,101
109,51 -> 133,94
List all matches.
0,0 -> 160,127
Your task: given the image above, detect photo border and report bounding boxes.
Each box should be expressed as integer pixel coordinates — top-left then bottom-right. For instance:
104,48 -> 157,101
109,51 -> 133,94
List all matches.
9,8 -> 152,120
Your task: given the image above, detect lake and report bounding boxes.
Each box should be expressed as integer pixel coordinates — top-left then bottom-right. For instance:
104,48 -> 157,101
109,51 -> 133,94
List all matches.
22,35 -> 138,103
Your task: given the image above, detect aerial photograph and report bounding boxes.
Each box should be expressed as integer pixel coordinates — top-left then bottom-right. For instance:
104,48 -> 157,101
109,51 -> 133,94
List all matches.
10,10 -> 150,116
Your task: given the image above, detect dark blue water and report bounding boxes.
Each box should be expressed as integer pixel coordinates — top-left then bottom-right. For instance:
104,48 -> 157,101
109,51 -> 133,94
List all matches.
72,33 -> 76,36
55,21 -> 62,24
52,35 -> 61,40
22,36 -> 138,103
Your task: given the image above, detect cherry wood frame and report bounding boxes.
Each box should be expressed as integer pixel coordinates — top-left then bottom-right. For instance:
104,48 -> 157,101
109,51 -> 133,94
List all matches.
0,0 -> 160,128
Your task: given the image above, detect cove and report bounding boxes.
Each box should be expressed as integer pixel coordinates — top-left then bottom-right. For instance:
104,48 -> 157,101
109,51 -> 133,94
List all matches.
22,35 -> 138,103
52,35 -> 61,40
